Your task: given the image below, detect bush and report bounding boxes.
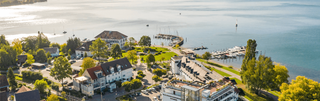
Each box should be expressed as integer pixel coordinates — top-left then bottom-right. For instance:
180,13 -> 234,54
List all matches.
43,77 -> 53,85
17,83 -> 23,88
22,63 -> 30,67
122,50 -> 126,53
133,67 -> 136,71
21,71 -> 43,82
228,66 -> 233,69
51,84 -> 59,91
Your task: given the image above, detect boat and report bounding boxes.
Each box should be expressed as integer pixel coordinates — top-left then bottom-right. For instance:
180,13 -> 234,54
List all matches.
235,19 -> 238,27
63,31 -> 67,34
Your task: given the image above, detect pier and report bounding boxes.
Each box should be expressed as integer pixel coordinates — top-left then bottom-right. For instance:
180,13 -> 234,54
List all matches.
154,34 -> 184,47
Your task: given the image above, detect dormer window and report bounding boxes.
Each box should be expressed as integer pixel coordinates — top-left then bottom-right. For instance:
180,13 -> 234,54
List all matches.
110,67 -> 114,74
117,65 -> 121,72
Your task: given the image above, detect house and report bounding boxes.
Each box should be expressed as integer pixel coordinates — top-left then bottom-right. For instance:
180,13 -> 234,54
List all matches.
94,31 -> 128,49
161,77 -> 239,101
75,41 -> 93,58
0,91 -> 7,101
0,75 -> 9,92
17,55 -> 27,66
14,86 -> 41,101
43,47 -> 59,57
31,63 -> 45,69
73,58 -> 133,96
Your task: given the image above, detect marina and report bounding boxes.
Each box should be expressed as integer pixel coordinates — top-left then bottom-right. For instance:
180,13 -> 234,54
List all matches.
154,33 -> 184,47
211,46 -> 258,59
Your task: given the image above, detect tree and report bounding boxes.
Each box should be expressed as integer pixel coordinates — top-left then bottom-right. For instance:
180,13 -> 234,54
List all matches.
136,75 -> 143,80
116,81 -> 122,88
67,54 -> 71,60
50,56 -> 72,85
273,63 -> 290,89
12,38 -> 23,55
131,79 -> 142,92
47,57 -> 52,64
49,42 -> 60,49
34,79 -> 49,94
68,49 -> 72,56
25,53 -> 35,65
84,52 -> 87,57
61,91 -> 66,98
126,50 -> 137,64
161,42 -> 164,47
0,34 -> 9,46
110,44 -> 122,59
0,46 -> 18,67
35,49 -> 47,63
7,68 -> 17,90
60,43 -> 67,54
152,75 -> 162,83
79,57 -> 96,76
146,54 -> 155,67
241,39 -> 257,80
128,37 -> 135,48
89,38 -> 108,63
47,94 -> 59,101
138,36 -> 151,47
37,31 -> 51,49
202,52 -> 211,62
136,70 -> 146,80
46,52 -> 51,58
0,49 -> 10,67
124,41 -> 129,49
152,68 -> 166,77
21,36 -> 38,52
66,37 -> 81,54
161,57 -> 165,63
122,81 -> 132,92
279,76 -> 320,101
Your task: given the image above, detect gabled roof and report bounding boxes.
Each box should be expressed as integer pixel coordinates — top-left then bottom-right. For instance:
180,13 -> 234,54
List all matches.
16,86 -> 31,94
86,65 -> 104,80
17,55 -> 27,63
101,58 -> 132,75
0,75 -> 9,88
75,41 -> 93,51
94,31 -> 127,39
43,47 -> 59,54
15,90 -> 41,101
0,91 -> 7,101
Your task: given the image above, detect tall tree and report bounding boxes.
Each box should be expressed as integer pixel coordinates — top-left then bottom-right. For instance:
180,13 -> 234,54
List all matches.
131,79 -> 142,92
60,43 -> 67,54
89,38 -> 108,63
202,52 -> 211,62
126,50 -> 137,64
146,54 -> 155,67
66,37 -> 81,54
49,42 -> 60,49
7,67 -> 17,90
84,52 -> 87,57
34,79 -> 49,94
124,42 -> 129,49
21,36 -> 38,52
0,49 -> 11,68
279,76 -> 320,101
25,53 -> 35,65
122,81 -> 132,92
138,36 -> 151,47
0,34 -> 9,46
240,39 -> 257,84
12,38 -> 23,55
35,49 -> 47,63
37,31 -> 50,48
50,56 -> 72,85
110,44 -> 122,59
273,63 -> 290,89
1,46 -> 18,66
128,37 -> 135,48
47,94 -> 59,101
152,68 -> 166,77
79,57 -> 96,76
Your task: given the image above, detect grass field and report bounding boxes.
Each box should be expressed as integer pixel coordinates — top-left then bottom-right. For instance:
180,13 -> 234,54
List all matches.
230,77 -> 242,85
197,59 -> 240,75
204,65 -> 231,77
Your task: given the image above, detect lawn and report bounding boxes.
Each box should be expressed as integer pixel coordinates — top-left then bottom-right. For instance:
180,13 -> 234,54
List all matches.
133,46 -> 169,52
140,52 -> 177,63
268,90 -> 281,97
204,65 -> 230,76
229,77 -> 242,85
196,59 -> 240,75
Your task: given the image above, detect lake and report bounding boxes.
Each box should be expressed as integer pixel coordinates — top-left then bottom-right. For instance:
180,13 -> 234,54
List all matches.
0,0 -> 319,81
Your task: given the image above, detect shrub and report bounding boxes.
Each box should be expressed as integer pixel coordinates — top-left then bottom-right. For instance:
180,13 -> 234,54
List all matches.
43,77 -> 53,85
21,71 -> 43,82
51,84 -> 59,91
122,50 -> 126,53
228,66 -> 233,69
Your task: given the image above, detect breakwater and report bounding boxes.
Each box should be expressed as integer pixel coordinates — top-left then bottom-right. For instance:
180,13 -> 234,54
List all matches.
155,34 -> 184,47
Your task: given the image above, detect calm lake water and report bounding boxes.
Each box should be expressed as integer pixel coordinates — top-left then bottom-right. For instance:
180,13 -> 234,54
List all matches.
0,0 -> 319,81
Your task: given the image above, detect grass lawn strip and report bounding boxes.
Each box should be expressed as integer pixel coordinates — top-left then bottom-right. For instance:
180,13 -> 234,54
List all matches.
196,59 -> 240,75
204,65 -> 231,77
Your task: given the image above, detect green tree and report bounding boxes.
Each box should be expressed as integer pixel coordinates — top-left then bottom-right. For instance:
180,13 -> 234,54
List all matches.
7,67 -> 17,90
128,37 -> 135,48
37,31 -> 51,49
202,52 -> 211,62
50,56 -> 72,85
68,49 -> 72,56
47,94 -> 59,101
47,57 -> 52,64
67,54 -> 71,60
49,42 -> 60,49
273,63 -> 290,89
152,68 -> 166,77
136,70 -> 146,80
66,37 -> 81,54
126,50 -> 137,64
60,43 -> 67,54
110,44 -> 122,59
131,79 -> 142,92
138,36 -> 151,47
0,46 -> 18,67
25,53 -> 35,64
241,39 -> 257,81
116,81 -> 122,88
0,34 -> 9,46
35,49 -> 47,63
46,52 -> 51,58
136,75 -> 143,80
34,79 -> 49,94
124,41 -> 129,49
146,54 -> 155,67
279,76 -> 320,101
84,52 -> 87,57
90,38 -> 108,63
0,49 -> 10,67
79,57 -> 96,76
122,81 -> 132,92
61,91 -> 66,98
12,38 -> 23,55
152,75 -> 162,83
21,36 -> 38,52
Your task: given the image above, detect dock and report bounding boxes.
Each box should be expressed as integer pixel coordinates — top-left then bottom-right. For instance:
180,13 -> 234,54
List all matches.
154,34 -> 184,47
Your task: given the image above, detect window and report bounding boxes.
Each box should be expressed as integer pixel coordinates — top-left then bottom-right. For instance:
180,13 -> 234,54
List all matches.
123,75 -> 125,77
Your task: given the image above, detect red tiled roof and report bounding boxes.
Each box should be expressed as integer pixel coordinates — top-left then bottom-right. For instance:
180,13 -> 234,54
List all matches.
86,65 -> 104,80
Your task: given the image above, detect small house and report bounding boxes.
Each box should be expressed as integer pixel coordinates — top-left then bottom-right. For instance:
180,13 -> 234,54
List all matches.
43,47 -> 59,57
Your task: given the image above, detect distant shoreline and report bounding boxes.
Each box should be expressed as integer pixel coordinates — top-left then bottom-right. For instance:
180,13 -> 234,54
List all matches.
0,0 -> 47,7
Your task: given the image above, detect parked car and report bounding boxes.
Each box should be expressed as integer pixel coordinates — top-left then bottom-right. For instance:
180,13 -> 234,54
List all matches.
157,95 -> 161,100
136,92 -> 141,96
153,97 -> 158,101
62,80 -> 68,84
141,90 -> 148,94
150,87 -> 156,92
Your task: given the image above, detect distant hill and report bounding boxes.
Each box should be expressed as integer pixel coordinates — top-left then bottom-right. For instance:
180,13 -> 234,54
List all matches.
0,0 -> 47,7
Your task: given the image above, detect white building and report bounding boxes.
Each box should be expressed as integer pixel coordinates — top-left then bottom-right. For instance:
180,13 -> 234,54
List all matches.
43,47 -> 59,57
73,58 -> 133,96
161,78 -> 239,101
75,41 -> 93,57
94,31 -> 128,49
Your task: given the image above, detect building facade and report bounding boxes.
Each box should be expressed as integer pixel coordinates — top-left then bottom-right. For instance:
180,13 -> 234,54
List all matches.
94,31 -> 127,49
43,47 -> 59,57
73,58 -> 133,96
75,41 -> 93,58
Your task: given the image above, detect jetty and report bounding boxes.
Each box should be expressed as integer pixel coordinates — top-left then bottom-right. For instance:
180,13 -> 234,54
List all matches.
154,34 -> 184,47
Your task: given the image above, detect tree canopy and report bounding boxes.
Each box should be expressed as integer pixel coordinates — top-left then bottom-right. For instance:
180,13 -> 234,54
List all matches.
89,38 -> 108,63
25,53 -> 35,65
79,57 -> 96,76
49,42 -> 60,49
152,68 -> 166,77
122,81 -> 132,92
202,52 -> 211,62
35,49 -> 47,63
122,79 -> 142,92
37,31 -> 51,49
34,79 -> 49,94
110,44 -> 122,59
273,63 -> 290,88
128,37 -> 136,48
66,37 -> 81,54
50,56 -> 72,84
279,76 -> 320,101
60,43 -> 67,54
0,34 -> 9,46
0,46 -> 17,68
241,39 -> 257,77
12,38 -> 23,55
126,50 -> 137,64
152,75 -> 162,83
138,36 -> 151,47
146,54 -> 155,67
47,94 -> 59,101
7,67 -> 17,90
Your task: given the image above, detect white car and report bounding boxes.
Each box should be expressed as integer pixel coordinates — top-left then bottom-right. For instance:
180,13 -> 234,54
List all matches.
62,80 -> 68,84
153,97 -> 158,101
